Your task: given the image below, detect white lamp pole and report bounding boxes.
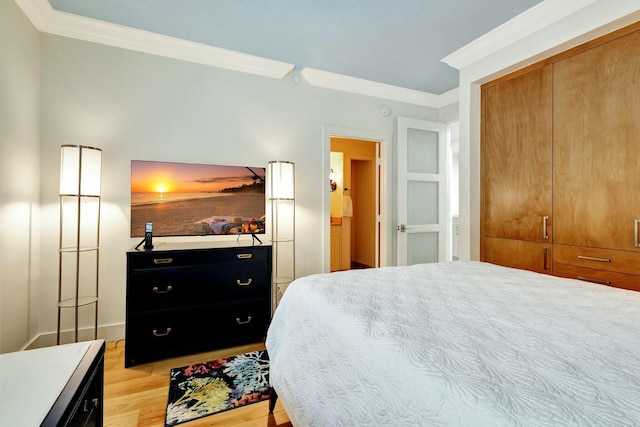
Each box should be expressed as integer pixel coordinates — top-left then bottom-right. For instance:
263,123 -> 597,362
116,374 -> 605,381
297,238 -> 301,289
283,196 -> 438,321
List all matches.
267,161 -> 295,312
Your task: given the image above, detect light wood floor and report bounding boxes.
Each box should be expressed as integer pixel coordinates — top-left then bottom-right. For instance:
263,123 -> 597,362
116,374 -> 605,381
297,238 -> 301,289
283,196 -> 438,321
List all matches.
104,341 -> 292,427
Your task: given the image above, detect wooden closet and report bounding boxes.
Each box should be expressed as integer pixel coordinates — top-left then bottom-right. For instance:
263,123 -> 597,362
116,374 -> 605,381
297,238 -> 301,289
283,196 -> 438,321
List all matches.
481,22 -> 640,291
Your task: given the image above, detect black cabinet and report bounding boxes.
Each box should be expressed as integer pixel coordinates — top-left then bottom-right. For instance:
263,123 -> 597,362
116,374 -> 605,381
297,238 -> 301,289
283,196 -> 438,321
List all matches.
125,243 -> 272,367
43,340 -> 105,427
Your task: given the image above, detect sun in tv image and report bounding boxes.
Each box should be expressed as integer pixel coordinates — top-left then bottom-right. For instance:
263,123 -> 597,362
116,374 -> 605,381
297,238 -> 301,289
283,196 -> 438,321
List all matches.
131,160 -> 266,237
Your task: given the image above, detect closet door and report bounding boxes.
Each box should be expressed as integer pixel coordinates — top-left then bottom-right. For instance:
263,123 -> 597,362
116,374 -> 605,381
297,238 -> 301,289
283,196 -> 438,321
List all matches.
482,66 -> 553,272
553,30 -> 640,251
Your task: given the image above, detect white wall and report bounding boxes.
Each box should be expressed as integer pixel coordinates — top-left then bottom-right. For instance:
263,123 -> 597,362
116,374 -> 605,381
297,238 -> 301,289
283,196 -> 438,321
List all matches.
0,0 -> 41,353
456,0 -> 640,261
34,34 -> 441,344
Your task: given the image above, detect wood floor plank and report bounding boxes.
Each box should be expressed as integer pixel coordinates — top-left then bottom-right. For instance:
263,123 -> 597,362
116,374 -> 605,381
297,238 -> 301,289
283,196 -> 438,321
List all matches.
103,341 -> 292,427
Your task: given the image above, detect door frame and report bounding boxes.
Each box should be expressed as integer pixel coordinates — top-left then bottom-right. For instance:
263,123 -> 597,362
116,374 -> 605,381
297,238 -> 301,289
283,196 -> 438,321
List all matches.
322,125 -> 391,272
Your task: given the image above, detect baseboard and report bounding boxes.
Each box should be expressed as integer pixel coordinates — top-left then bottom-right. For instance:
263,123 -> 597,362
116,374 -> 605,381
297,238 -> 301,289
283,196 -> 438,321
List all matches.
26,323 -> 125,350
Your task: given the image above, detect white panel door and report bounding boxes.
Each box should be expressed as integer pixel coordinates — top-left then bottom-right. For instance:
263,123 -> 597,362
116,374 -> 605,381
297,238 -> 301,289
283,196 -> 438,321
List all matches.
397,117 -> 446,265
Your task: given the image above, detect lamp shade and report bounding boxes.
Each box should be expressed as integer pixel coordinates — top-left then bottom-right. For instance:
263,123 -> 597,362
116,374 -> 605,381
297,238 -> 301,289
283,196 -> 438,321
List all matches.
59,145 -> 102,196
267,160 -> 295,200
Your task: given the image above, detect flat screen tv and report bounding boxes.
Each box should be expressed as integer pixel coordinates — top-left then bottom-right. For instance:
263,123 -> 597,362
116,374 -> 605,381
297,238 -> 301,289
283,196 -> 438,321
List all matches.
131,160 -> 265,237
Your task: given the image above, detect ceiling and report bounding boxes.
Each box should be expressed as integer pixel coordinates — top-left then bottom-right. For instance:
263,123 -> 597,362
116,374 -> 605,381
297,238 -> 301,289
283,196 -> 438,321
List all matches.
47,0 -> 543,95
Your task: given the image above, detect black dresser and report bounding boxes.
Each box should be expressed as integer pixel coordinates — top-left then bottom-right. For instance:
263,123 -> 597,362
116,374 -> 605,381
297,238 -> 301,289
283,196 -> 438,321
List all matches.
125,242 -> 272,367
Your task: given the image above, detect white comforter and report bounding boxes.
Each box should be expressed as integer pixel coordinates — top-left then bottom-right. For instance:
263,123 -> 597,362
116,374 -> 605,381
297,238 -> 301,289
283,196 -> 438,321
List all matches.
266,261 -> 640,426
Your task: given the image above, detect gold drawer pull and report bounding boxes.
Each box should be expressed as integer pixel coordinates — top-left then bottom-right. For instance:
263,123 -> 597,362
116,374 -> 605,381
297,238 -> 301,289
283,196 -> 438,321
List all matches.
152,285 -> 173,294
237,253 -> 253,259
577,276 -> 611,286
153,258 -> 173,264
577,255 -> 611,263
236,278 -> 253,286
152,327 -> 172,337
235,316 -> 252,325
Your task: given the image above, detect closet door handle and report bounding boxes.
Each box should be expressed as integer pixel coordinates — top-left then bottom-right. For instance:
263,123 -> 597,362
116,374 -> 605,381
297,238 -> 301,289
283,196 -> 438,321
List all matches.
635,219 -> 639,248
577,255 -> 610,263
543,216 -> 549,240
236,278 -> 253,286
577,276 -> 611,286
543,247 -> 549,270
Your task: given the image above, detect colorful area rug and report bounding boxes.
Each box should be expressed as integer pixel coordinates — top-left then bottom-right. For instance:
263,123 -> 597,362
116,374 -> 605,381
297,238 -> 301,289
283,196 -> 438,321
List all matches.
165,350 -> 270,426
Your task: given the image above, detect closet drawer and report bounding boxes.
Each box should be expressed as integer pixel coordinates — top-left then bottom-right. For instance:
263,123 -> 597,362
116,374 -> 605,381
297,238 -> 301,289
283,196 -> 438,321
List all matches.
129,263 -> 269,311
553,263 -> 640,292
483,237 -> 552,274
553,245 -> 640,276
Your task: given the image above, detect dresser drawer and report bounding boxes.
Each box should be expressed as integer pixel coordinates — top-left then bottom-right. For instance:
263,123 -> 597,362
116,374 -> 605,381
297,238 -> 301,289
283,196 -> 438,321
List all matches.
126,299 -> 270,366
553,263 -> 640,292
553,244 -> 640,275
129,263 -> 268,311
128,246 -> 270,270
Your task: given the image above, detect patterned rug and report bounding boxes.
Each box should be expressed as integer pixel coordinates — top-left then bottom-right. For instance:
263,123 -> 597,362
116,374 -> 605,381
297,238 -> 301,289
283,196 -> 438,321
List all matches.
165,350 -> 270,426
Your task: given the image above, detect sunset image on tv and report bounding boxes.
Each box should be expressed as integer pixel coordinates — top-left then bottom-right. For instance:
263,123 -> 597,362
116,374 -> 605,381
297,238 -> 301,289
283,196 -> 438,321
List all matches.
130,160 -> 265,237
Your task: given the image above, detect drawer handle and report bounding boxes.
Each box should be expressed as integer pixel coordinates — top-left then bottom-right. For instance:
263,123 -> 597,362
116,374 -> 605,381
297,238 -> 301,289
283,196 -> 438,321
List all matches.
152,285 -> 173,294
237,253 -> 253,259
577,255 -> 611,263
153,258 -> 173,265
83,398 -> 100,412
152,327 -> 172,337
236,278 -> 253,286
235,316 -> 252,325
577,276 -> 612,286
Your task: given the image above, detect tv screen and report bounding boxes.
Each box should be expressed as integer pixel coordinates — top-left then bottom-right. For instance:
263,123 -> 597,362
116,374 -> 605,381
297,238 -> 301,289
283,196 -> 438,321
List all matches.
131,160 -> 265,237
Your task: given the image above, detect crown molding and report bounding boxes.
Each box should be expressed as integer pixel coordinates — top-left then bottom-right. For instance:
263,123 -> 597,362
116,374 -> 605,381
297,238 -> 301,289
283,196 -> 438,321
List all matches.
15,0 -> 458,107
14,0 -> 294,79
300,68 -> 458,108
442,0 -> 600,70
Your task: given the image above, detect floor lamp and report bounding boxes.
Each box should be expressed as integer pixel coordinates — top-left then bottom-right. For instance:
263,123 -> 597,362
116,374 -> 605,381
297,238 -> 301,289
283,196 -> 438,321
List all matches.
57,145 -> 102,344
267,161 -> 295,312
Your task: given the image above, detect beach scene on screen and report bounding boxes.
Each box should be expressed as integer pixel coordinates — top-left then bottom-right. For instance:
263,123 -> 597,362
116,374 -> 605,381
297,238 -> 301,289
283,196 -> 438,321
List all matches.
130,160 -> 265,237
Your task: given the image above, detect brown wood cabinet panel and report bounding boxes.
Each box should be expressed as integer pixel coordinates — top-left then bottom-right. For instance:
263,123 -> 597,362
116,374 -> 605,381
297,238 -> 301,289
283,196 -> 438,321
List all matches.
484,237 -> 552,274
554,263 -> 640,292
553,30 -> 640,251
483,66 -> 553,242
553,244 -> 640,276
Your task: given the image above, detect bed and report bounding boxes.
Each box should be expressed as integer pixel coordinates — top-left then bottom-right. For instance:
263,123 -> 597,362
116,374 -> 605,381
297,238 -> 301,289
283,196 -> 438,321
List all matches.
265,261 -> 640,426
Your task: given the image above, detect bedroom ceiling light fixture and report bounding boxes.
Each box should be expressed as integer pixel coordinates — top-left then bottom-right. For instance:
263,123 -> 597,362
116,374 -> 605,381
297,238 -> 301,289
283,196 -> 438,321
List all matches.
57,145 -> 102,344
267,160 -> 295,312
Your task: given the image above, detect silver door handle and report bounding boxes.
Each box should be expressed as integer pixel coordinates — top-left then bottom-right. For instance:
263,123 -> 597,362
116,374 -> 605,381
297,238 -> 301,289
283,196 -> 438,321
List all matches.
398,224 -> 412,233
543,216 -> 549,240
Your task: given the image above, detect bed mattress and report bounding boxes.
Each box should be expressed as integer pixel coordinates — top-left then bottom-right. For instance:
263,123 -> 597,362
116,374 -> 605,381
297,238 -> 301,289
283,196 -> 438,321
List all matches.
266,261 -> 640,426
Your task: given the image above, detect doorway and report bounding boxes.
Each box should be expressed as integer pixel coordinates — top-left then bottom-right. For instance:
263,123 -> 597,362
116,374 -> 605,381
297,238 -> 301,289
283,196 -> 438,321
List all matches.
330,137 -> 379,271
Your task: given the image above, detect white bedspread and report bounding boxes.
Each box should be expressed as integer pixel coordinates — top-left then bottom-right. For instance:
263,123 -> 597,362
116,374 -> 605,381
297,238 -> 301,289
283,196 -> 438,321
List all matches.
266,261 -> 640,426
